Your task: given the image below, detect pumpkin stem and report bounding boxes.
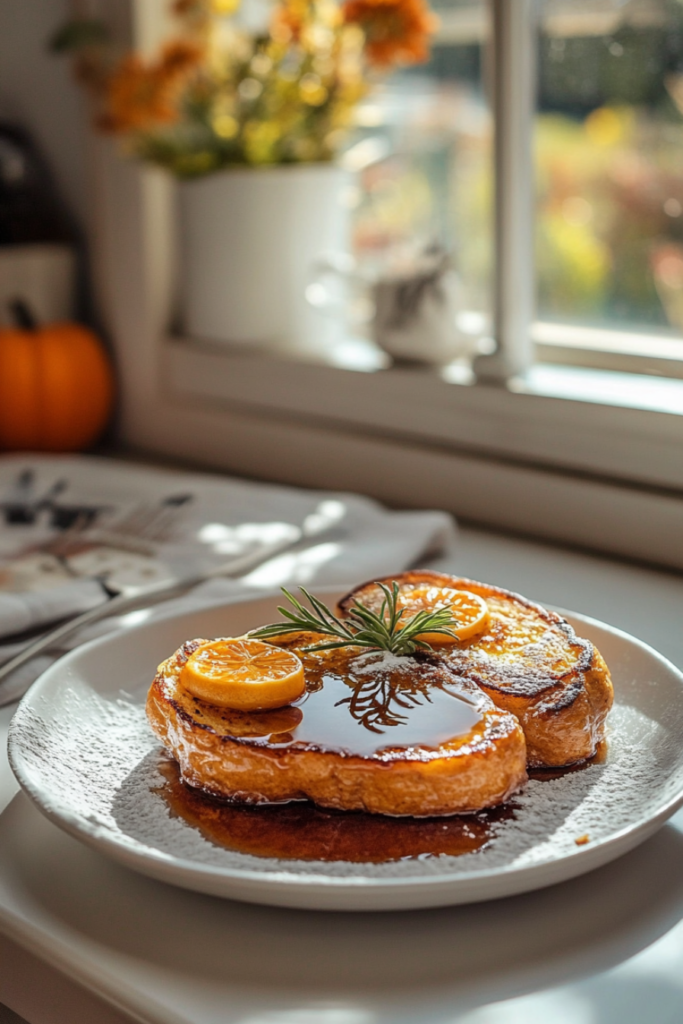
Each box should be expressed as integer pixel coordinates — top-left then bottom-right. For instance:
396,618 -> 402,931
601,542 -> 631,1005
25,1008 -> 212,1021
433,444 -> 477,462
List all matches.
9,298 -> 39,331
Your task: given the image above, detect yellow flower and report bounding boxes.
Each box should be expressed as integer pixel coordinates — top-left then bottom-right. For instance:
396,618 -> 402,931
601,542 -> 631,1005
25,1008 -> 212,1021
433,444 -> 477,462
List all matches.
212,0 -> 241,13
299,73 -> 328,105
244,119 -> 281,162
584,107 -> 629,148
213,112 -> 239,137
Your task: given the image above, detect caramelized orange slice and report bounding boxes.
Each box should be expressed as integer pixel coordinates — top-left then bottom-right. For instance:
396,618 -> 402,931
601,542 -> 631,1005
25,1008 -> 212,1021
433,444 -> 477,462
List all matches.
180,638 -> 305,711
397,585 -> 489,643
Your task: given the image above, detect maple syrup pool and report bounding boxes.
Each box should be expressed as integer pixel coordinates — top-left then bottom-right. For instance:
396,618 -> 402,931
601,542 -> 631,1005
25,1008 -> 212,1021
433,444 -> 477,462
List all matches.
155,750 -> 605,865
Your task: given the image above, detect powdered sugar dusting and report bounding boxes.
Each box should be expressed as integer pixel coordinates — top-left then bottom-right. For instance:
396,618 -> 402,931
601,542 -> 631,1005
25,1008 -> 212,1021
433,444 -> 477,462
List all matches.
9,683 -> 682,881
351,650 -> 416,676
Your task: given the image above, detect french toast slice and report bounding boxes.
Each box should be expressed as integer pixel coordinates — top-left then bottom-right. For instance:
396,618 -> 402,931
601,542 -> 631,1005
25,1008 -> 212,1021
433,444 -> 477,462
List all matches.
147,634 -> 527,817
338,571 -> 613,768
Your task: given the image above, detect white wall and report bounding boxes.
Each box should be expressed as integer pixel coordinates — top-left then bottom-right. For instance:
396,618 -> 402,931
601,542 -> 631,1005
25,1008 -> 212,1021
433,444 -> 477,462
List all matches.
0,0 -> 90,232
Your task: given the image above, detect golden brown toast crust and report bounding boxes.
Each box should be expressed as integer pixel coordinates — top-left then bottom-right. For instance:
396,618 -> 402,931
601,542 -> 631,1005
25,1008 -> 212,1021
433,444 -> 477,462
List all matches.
146,637 -> 528,817
338,571 -> 614,768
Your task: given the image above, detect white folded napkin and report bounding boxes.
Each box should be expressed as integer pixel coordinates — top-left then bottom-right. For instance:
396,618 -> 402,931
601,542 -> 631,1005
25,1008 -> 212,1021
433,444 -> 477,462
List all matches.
0,579 -> 107,638
0,454 -> 456,700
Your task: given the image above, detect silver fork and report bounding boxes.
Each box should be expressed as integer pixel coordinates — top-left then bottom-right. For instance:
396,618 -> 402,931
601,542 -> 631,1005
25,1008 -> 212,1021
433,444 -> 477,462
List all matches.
86,492 -> 194,545
28,493 -> 195,561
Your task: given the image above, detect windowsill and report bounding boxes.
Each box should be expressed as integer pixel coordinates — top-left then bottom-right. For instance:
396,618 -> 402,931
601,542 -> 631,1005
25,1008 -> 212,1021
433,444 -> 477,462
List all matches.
534,321 -> 683,381
164,334 -> 683,494
514,364 -> 683,417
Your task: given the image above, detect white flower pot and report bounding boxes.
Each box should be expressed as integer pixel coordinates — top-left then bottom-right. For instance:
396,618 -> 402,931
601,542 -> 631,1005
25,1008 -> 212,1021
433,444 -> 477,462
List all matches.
178,164 -> 351,356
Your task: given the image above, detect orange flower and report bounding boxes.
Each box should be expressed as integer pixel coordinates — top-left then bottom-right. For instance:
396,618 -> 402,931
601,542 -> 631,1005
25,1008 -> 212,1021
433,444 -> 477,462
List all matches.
99,40 -> 202,134
172,0 -> 203,14
342,0 -> 436,68
271,0 -> 311,43
159,38 -> 204,75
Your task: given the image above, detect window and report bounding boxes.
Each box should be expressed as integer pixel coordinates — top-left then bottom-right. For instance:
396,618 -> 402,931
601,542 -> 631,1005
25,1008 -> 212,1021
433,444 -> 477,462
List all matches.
349,1 -> 493,362
342,0 -> 683,379
535,0 -> 683,375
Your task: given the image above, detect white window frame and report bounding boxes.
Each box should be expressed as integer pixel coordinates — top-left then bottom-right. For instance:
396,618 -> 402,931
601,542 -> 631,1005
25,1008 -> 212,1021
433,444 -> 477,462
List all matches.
91,0 -> 683,570
476,0 -> 535,382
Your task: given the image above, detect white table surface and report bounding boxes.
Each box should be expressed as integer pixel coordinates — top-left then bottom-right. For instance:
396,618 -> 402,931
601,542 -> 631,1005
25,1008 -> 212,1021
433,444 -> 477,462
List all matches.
2,524 -> 683,1024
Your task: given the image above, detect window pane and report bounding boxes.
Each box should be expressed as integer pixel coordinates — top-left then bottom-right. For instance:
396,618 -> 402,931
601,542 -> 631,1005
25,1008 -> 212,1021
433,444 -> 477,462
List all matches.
536,0 -> 683,339
348,0 -> 493,357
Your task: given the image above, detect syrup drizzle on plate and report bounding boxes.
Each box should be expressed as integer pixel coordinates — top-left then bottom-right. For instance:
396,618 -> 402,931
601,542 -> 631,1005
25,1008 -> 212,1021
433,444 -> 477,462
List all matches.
157,758 -> 513,863
156,744 -> 608,865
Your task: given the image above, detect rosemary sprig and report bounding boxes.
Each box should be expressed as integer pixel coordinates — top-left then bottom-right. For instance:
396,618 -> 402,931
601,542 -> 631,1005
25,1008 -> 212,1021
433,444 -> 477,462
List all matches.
251,582 -> 459,656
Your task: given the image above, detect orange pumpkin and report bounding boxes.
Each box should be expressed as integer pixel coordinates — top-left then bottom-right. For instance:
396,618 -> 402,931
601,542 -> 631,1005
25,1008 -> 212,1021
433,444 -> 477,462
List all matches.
0,302 -> 114,452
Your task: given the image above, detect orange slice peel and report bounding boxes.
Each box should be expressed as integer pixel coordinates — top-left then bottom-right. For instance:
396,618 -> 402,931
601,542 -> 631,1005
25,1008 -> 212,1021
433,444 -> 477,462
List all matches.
179,637 -> 305,711
397,585 -> 489,643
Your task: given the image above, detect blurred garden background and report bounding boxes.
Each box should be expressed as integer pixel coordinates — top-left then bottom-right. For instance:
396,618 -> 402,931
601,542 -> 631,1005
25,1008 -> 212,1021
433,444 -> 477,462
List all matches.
350,0 -> 683,340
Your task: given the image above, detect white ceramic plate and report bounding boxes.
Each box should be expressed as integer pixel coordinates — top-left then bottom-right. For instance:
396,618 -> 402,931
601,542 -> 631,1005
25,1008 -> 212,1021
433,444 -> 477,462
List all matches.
8,591 -> 683,912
